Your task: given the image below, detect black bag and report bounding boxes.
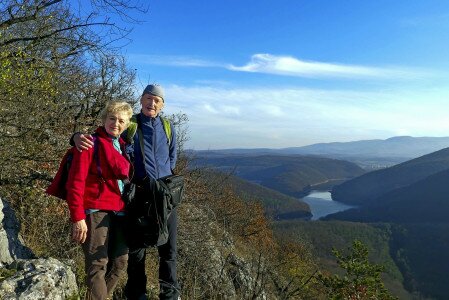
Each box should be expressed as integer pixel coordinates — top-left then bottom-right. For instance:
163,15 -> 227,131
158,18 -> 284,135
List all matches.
122,179 -> 136,206
156,174 -> 185,209
127,214 -> 168,248
126,180 -> 169,248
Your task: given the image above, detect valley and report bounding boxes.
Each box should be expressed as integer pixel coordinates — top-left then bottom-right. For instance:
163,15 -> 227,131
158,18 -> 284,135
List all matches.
192,137 -> 449,299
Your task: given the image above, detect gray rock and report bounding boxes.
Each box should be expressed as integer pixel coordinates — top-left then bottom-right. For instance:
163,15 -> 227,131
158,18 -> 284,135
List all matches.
0,198 -> 34,266
0,198 -> 79,299
0,258 -> 78,299
225,253 -> 268,300
179,203 -> 268,299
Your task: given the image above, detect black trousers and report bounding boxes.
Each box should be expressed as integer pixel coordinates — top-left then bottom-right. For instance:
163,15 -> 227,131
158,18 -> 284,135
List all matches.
124,208 -> 179,300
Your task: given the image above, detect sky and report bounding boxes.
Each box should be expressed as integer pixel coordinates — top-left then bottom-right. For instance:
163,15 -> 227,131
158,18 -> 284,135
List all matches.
81,0 -> 449,149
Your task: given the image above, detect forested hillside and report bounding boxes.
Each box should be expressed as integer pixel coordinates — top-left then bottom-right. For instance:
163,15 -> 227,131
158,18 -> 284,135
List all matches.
326,168 -> 449,223
193,154 -> 365,198
318,149 -> 449,299
332,147 -> 449,205
273,220 -> 449,299
387,223 -> 449,299
202,171 -> 312,220
272,221 -> 410,298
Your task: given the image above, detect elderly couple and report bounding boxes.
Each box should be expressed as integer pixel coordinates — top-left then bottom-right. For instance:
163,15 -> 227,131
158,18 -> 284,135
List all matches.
65,84 -> 179,300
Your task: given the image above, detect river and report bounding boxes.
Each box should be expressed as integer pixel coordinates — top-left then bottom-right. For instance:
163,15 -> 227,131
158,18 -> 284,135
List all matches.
302,191 -> 355,220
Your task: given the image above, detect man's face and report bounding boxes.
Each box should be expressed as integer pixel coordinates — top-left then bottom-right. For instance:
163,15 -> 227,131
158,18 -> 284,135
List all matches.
140,93 -> 164,117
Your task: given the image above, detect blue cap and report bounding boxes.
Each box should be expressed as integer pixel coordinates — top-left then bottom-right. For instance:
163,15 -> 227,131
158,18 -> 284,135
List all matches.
142,84 -> 164,101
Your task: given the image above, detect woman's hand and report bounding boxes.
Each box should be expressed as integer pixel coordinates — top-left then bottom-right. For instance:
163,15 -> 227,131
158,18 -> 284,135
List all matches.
72,219 -> 88,243
74,133 -> 94,152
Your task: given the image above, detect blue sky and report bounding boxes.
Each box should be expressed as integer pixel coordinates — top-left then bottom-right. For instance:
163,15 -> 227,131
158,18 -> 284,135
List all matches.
81,0 -> 449,149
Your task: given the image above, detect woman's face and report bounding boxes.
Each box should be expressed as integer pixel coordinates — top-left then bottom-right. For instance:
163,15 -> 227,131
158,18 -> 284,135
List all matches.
140,94 -> 164,117
104,112 -> 128,137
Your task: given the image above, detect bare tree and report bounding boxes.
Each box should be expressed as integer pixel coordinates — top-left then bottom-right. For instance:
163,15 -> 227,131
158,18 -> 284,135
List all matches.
0,0 -> 141,279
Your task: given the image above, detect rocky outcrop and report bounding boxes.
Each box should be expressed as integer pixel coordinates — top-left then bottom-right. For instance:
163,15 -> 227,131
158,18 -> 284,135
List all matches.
0,198 -> 78,299
0,258 -> 78,300
226,253 -> 268,300
0,199 -> 34,266
179,203 -> 269,299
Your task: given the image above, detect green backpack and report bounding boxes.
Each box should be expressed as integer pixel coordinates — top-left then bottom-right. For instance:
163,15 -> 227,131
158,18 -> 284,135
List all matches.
123,114 -> 172,146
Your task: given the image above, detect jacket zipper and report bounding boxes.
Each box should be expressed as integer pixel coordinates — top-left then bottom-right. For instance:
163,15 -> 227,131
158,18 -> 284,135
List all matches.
152,117 -> 160,178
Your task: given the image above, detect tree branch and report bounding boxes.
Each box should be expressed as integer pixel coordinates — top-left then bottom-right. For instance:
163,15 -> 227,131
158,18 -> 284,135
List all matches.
0,22 -> 112,47
0,0 -> 63,30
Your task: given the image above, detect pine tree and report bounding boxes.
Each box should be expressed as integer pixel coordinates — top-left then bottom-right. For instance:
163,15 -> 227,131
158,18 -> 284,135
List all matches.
318,240 -> 397,300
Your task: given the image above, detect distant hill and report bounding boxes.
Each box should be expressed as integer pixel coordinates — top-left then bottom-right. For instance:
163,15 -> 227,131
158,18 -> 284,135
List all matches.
192,155 -> 365,198
331,147 -> 449,205
192,136 -> 449,169
326,168 -> 449,223
279,136 -> 449,158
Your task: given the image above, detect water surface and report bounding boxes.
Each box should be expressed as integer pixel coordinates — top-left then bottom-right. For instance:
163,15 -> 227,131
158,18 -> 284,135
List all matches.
302,191 -> 355,220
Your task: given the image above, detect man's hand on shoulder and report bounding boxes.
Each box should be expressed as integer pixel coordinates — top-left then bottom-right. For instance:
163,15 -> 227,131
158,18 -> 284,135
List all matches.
74,133 -> 94,152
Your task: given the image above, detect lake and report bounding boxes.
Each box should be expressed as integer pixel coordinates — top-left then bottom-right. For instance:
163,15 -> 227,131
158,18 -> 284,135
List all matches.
302,191 -> 355,220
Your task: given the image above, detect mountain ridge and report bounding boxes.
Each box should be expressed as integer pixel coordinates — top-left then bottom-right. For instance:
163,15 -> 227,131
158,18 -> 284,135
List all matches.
331,147 -> 449,205
192,136 -> 449,159
326,167 -> 449,223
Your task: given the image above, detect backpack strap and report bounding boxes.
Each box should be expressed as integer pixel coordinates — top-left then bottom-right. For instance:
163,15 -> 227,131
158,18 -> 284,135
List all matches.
124,114 -> 172,146
160,116 -> 172,145
123,115 -> 138,144
136,114 -> 145,160
92,134 -> 104,181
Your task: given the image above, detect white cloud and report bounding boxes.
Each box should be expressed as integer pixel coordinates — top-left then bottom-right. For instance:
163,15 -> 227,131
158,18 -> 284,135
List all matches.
229,54 -> 423,79
162,84 -> 449,149
128,54 -> 225,68
221,105 -> 240,115
201,103 -> 240,115
259,105 -> 284,117
203,103 -> 218,113
129,53 -> 428,80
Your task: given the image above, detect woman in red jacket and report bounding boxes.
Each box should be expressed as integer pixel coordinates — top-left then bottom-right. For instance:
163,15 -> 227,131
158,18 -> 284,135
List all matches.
65,101 -> 133,300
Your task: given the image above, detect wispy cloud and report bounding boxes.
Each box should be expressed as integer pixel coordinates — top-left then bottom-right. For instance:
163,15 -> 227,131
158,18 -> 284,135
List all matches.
128,54 -> 225,68
129,53 -> 427,80
229,54 -> 423,79
163,84 -> 449,149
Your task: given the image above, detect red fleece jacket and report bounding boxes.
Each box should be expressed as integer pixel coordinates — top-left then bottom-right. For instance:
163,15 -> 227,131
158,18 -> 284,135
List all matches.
65,127 -> 130,222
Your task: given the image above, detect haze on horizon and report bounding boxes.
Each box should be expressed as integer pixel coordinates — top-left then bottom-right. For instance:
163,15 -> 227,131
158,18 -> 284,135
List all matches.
89,0 -> 449,150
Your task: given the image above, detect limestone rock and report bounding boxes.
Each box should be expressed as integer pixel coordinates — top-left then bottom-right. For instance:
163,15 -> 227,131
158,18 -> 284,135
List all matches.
179,203 -> 268,299
0,258 -> 78,300
0,198 -> 78,299
0,199 -> 34,266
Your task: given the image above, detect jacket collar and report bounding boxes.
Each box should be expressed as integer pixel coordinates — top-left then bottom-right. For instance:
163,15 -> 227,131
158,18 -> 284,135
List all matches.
95,126 -> 126,146
139,112 -> 161,124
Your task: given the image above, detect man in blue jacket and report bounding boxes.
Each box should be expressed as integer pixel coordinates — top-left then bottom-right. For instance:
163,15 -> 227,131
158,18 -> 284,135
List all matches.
74,84 -> 179,300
